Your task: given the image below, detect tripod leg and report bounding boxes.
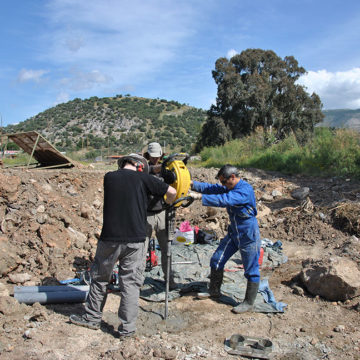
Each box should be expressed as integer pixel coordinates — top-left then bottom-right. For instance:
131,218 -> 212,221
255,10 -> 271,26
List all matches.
165,207 -> 175,319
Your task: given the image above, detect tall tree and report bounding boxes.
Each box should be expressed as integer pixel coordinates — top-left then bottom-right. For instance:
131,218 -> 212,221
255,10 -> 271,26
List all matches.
195,115 -> 231,152
196,49 -> 324,150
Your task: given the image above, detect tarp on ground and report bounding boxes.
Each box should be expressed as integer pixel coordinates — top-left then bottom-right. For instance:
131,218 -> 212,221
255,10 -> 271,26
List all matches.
140,242 -> 288,313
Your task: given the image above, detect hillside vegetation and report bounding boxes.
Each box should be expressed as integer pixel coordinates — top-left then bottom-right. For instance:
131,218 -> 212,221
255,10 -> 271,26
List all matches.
2,91 -> 360,178
4,95 -> 206,154
322,108 -> 360,131
199,127 -> 360,179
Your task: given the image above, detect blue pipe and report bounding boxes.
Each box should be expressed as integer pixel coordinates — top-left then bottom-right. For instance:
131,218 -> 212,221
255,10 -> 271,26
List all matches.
14,289 -> 89,304
14,285 -> 89,293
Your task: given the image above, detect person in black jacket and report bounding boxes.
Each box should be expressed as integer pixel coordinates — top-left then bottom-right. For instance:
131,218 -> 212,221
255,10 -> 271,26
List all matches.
70,154 -> 176,338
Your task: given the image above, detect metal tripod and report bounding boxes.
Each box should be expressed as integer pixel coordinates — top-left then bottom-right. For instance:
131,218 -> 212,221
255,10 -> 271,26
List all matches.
164,206 -> 176,319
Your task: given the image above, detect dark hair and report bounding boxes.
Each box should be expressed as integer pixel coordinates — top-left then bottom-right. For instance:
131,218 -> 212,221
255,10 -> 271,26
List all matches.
216,164 -> 240,179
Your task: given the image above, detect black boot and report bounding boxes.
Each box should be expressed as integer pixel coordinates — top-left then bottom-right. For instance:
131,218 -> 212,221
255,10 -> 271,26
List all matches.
197,268 -> 224,299
232,281 -> 259,313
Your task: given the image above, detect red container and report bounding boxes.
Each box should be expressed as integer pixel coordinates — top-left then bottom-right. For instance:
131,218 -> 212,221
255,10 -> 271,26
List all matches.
258,247 -> 264,266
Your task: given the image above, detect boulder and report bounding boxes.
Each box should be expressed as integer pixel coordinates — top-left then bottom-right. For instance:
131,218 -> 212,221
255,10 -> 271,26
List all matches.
58,213 -> 72,227
260,193 -> 273,201
0,173 -> 21,201
0,236 -> 18,276
66,227 -> 87,249
35,182 -> 52,195
299,257 -> 360,301
39,224 -> 71,249
272,189 -> 282,198
36,204 -> 45,213
0,282 -> 10,296
0,296 -> 23,315
92,198 -> 102,209
80,202 -> 93,219
257,203 -> 271,219
291,187 -> 310,200
8,272 -> 31,284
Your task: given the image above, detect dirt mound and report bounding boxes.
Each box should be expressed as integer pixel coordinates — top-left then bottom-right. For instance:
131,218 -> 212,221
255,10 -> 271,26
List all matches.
0,169 -> 104,284
331,202 -> 360,236
1,165 -> 360,359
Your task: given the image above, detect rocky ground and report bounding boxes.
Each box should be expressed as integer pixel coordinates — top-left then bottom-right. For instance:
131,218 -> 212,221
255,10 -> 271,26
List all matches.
0,164 -> 360,360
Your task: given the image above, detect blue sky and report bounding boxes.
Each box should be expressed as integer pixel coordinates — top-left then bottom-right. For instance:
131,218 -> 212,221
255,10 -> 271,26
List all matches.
1,0 -> 360,126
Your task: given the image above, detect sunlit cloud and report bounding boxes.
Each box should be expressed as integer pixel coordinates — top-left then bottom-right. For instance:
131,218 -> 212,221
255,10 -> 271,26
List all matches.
227,49 -> 238,59
54,91 -> 70,105
17,69 -> 49,83
60,69 -> 113,91
298,68 -> 360,109
41,0 -> 197,89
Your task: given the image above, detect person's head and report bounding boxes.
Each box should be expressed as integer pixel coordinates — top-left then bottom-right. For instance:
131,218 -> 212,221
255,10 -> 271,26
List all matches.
117,153 -> 149,173
216,164 -> 240,190
144,142 -> 163,165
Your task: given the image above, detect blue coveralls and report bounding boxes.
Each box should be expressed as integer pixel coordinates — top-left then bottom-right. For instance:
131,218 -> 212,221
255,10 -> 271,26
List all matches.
192,180 -> 261,283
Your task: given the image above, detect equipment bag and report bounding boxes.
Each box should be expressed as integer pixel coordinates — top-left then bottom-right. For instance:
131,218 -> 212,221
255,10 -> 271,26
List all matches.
195,229 -> 218,245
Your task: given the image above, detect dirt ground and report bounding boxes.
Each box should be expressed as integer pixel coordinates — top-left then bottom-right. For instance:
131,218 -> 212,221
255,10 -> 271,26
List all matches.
0,164 -> 359,360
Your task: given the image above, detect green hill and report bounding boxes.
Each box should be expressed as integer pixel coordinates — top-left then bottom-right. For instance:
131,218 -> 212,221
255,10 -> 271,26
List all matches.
322,109 -> 360,131
4,96 -> 359,157
4,95 -> 207,154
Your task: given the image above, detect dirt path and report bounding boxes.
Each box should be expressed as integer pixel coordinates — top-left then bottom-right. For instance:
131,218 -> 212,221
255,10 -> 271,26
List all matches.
0,166 -> 359,359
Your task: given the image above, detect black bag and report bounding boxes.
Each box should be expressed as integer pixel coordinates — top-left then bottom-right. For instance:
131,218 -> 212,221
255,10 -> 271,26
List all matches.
195,229 -> 218,245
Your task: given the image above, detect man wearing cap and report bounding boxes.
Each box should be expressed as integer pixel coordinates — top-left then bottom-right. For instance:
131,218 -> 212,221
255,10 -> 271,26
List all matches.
144,142 -> 177,289
188,164 -> 261,313
70,154 -> 176,338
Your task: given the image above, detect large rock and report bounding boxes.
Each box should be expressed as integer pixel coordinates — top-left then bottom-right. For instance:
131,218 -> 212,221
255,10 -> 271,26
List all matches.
0,173 -> 21,202
0,296 -> 30,317
0,236 -> 18,276
39,224 -> 71,249
66,226 -> 87,249
299,257 -> 360,301
257,203 -> 271,219
291,187 -> 310,200
8,272 -> 31,284
80,202 -> 93,219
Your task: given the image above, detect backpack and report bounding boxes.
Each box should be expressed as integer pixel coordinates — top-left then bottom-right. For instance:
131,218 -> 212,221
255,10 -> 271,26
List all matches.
195,229 -> 218,245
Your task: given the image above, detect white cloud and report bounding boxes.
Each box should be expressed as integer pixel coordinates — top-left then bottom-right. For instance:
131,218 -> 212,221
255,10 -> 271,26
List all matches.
298,68 -> 360,109
17,69 -> 49,83
64,36 -> 84,52
54,91 -> 70,105
226,49 -> 238,59
60,69 -> 113,91
41,0 -> 198,91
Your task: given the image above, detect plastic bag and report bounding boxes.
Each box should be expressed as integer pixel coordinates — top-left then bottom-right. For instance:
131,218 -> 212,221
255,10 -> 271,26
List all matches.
179,221 -> 192,232
173,229 -> 194,245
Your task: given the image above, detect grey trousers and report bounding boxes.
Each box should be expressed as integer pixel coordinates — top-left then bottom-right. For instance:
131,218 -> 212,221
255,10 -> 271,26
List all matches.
146,211 -> 174,284
84,240 -> 146,334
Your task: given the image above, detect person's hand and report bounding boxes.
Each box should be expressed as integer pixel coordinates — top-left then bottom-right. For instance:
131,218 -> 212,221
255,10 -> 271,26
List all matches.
188,190 -> 202,200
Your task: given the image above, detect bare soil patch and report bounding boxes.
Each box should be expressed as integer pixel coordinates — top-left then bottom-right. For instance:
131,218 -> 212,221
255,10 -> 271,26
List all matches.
0,165 -> 359,359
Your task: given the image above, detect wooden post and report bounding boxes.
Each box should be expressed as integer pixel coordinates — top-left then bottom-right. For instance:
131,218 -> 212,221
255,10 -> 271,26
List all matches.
27,134 -> 40,168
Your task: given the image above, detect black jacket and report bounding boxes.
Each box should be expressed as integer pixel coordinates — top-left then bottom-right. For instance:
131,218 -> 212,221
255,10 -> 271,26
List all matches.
100,169 -> 169,243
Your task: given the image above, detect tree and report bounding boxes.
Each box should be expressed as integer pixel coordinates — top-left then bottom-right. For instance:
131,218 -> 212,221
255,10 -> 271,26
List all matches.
195,115 -> 231,152
196,49 -> 324,150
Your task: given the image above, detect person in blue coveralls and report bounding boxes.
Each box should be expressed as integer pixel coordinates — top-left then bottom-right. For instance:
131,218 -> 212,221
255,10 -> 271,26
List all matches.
188,164 -> 261,313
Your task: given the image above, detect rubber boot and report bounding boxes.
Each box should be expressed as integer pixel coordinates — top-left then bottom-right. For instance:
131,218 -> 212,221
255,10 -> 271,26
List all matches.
232,281 -> 259,313
197,268 -> 224,299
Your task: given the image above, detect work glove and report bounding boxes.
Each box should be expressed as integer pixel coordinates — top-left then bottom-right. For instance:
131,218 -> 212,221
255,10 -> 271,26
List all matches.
188,190 -> 202,200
